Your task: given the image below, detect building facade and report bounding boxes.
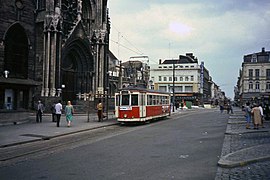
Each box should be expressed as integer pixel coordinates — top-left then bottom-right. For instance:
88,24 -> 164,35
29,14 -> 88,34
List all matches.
150,53 -> 212,106
0,0 -> 109,114
107,55 -> 150,95
236,48 -> 270,105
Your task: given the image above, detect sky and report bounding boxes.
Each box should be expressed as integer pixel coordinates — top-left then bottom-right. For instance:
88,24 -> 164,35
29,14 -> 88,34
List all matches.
108,0 -> 270,99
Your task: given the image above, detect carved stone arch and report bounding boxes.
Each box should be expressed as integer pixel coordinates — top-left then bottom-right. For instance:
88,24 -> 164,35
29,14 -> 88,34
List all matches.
61,39 -> 94,101
3,22 -> 29,78
82,0 -> 96,21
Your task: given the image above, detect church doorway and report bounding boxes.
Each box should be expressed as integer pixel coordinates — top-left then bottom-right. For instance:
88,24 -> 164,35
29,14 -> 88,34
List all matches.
1,23 -> 30,110
61,40 -> 94,102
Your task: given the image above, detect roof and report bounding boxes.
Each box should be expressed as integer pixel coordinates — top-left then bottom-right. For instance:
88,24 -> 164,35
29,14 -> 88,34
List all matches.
162,54 -> 198,64
243,48 -> 270,63
120,86 -> 170,95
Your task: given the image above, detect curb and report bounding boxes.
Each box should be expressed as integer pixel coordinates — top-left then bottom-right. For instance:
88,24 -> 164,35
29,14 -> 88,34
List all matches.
227,121 -> 246,124
225,129 -> 269,135
218,144 -> 270,168
0,119 -> 34,127
218,156 -> 270,168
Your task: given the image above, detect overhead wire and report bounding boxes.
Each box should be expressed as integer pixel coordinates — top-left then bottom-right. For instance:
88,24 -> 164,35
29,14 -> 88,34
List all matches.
110,39 -> 143,55
110,23 -> 158,64
111,23 -> 144,55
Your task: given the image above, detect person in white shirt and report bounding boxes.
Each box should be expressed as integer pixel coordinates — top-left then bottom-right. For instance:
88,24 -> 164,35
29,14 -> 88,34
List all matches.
259,104 -> 265,128
55,100 -> 63,127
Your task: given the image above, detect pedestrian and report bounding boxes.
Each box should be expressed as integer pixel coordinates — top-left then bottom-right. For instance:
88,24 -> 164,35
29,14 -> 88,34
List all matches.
231,104 -> 234,114
175,101 -> 180,110
227,103 -> 233,114
244,102 -> 252,129
180,101 -> 184,110
264,104 -> 270,120
251,103 -> 262,129
55,100 -> 62,127
220,105 -> 224,113
259,103 -> 265,128
51,102 -> 56,122
96,99 -> 103,122
65,101 -> 74,127
36,100 -> 44,123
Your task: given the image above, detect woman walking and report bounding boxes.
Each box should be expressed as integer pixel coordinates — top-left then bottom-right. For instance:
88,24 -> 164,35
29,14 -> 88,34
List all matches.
65,101 -> 74,127
251,104 -> 262,129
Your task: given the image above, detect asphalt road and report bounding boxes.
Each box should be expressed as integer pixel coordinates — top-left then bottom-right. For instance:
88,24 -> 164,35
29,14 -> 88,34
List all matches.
0,109 -> 228,180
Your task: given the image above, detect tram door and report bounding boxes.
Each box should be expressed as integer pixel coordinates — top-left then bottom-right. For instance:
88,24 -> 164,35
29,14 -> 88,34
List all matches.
140,93 -> 146,118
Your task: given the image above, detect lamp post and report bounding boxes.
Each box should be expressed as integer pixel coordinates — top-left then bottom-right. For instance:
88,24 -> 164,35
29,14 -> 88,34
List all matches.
105,86 -> 109,121
172,61 -> 175,112
87,92 -> 91,122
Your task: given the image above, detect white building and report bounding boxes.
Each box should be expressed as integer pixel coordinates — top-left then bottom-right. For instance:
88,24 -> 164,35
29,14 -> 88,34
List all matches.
237,48 -> 270,105
150,53 -> 212,105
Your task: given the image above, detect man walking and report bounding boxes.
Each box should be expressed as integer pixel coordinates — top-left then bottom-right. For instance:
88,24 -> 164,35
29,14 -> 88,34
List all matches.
51,102 -> 56,122
55,100 -> 62,127
36,100 -> 44,123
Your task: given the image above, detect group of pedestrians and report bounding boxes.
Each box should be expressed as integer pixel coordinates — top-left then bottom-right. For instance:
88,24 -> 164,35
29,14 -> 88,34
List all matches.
219,103 -> 233,114
36,100 -> 74,127
36,99 -> 104,127
243,102 -> 265,129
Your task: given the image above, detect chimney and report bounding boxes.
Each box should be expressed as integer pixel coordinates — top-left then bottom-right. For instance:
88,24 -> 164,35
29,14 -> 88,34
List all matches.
186,53 -> 194,59
262,47 -> 265,53
159,59 -> 162,64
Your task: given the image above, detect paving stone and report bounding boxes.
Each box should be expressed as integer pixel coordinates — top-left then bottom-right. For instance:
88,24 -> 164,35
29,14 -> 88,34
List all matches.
215,110 -> 270,179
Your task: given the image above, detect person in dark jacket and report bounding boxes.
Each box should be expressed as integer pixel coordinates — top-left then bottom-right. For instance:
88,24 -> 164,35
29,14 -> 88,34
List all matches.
36,100 -> 45,123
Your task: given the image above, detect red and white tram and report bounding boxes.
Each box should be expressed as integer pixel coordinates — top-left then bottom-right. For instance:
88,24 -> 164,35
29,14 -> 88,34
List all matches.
115,87 -> 171,123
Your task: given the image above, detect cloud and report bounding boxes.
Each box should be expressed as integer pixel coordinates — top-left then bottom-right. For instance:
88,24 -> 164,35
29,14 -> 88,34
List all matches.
168,22 -> 193,37
108,1 -> 270,98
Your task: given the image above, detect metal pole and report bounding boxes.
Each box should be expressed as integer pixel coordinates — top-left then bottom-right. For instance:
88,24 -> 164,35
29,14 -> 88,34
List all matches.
106,90 -> 109,121
87,95 -> 90,122
173,61 -> 175,112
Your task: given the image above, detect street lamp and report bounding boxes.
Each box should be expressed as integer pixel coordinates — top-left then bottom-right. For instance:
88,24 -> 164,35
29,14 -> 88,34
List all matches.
57,84 -> 65,97
172,61 -> 175,112
4,70 -> 9,78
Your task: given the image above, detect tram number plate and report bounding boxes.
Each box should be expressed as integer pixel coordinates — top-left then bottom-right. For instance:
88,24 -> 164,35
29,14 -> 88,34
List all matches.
120,106 -> 132,110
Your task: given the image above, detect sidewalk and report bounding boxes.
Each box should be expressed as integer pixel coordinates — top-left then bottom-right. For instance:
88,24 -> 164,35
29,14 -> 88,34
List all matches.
0,113 -> 118,148
0,108 -> 191,148
216,108 -> 270,179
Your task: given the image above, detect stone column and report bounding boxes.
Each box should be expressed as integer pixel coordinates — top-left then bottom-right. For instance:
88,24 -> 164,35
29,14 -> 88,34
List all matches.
45,30 -> 51,97
94,29 -> 106,96
49,31 -> 57,96
41,33 -> 46,96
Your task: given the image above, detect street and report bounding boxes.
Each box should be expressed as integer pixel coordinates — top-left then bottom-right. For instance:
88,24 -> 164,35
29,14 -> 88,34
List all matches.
0,109 -> 228,180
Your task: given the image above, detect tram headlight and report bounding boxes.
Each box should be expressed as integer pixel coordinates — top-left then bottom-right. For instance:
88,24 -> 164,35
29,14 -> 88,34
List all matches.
124,114 -> 127,118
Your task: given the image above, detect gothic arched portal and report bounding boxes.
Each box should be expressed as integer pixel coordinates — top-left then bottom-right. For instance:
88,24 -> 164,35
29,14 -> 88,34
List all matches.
4,23 -> 28,79
61,40 -> 94,101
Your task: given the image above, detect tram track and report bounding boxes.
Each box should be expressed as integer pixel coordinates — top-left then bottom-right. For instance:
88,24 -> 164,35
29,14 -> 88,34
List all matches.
0,108 -> 216,166
0,122 -> 156,165
0,125 -> 125,165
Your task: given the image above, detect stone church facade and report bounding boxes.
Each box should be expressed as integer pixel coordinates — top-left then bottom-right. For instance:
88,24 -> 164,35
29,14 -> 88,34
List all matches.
0,0 -> 110,113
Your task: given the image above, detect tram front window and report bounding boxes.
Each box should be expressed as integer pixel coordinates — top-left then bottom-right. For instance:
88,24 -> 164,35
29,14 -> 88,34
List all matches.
121,95 -> 129,105
131,95 -> 138,106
